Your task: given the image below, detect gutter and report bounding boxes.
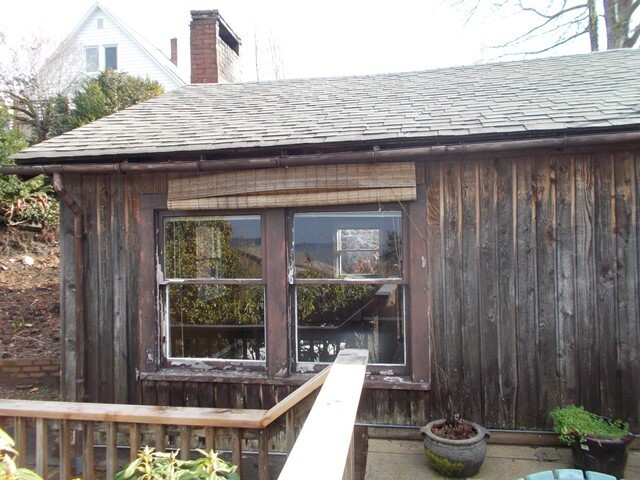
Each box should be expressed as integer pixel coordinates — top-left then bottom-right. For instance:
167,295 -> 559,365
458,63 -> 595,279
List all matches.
3,130 -> 640,176
52,173 -> 86,402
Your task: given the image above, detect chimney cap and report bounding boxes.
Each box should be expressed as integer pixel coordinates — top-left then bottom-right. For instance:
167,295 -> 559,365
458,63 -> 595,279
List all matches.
190,10 -> 219,20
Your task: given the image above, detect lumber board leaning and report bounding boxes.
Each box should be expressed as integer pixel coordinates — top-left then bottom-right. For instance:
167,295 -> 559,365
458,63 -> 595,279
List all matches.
0,400 -> 267,429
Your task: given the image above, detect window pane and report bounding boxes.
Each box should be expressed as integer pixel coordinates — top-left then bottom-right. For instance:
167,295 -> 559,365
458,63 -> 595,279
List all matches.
168,284 -> 265,360
85,47 -> 98,72
296,284 -> 404,364
105,46 -> 117,69
294,211 -> 402,279
164,216 -> 261,279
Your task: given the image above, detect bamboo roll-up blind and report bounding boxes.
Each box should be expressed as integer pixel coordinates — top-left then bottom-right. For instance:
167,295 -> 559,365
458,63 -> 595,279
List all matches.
167,162 -> 416,210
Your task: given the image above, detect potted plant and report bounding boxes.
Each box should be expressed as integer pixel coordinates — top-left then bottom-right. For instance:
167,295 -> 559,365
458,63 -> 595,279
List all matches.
419,368 -> 490,477
550,404 -> 634,478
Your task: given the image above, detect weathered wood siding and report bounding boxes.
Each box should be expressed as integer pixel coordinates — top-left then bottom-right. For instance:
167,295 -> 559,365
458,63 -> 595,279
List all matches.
59,148 -> 640,431
425,152 -> 640,430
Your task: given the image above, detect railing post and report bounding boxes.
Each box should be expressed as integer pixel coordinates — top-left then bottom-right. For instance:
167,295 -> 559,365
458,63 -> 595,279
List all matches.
179,425 -> 191,460
35,418 -> 48,478
106,421 -> 118,480
129,423 -> 141,461
14,417 -> 26,468
258,427 -> 270,480
82,422 -> 95,479
231,428 -> 242,479
59,420 -> 72,480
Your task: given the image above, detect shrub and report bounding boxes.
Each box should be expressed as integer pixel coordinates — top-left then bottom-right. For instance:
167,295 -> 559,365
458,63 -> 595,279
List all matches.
550,405 -> 630,445
0,428 -> 42,480
114,445 -> 239,480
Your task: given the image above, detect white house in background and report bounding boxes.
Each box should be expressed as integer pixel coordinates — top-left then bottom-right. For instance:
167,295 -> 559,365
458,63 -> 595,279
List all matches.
58,2 -> 187,91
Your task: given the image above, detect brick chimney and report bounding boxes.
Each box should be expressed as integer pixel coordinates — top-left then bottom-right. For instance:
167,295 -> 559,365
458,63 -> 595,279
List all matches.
170,38 -> 178,66
190,10 -> 241,84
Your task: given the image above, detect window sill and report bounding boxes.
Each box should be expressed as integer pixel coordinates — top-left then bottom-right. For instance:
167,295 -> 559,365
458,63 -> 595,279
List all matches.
139,367 -> 429,391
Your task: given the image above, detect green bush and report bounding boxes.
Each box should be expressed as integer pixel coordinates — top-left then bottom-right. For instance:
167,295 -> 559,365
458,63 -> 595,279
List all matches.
550,404 -> 630,445
114,446 -> 239,480
0,428 -> 42,480
0,105 -> 59,230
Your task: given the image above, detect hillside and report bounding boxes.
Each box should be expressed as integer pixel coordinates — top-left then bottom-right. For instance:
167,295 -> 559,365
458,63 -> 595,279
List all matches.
0,225 -> 60,399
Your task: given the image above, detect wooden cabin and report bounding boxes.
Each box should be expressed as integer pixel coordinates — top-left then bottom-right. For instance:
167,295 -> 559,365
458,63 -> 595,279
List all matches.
6,47 -> 640,434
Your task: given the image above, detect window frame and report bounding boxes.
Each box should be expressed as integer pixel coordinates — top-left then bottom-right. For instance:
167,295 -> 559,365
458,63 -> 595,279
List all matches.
104,45 -> 118,70
158,211 -> 266,367
288,206 -> 410,375
85,46 -> 99,72
139,186 -> 430,388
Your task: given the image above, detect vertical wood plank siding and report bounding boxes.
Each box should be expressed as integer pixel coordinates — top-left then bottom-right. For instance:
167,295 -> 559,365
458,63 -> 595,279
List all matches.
58,150 -> 640,431
424,152 -> 639,430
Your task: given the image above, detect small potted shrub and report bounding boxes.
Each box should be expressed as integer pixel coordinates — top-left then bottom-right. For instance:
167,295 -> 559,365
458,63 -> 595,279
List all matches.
419,368 -> 490,477
550,404 -> 634,478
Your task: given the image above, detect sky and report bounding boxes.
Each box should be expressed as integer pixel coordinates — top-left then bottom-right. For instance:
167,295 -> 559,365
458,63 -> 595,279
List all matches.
0,0 -> 593,83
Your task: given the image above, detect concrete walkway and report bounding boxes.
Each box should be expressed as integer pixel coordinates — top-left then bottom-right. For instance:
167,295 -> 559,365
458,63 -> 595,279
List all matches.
365,439 -> 640,480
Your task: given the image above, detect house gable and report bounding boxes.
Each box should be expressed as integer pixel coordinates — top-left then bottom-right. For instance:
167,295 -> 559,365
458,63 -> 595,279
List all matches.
50,2 -> 186,93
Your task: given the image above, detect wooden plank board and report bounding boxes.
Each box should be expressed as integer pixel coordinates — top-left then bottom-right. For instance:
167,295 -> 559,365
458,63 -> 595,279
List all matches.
0,399 -> 267,428
515,158 -> 540,427
125,176 -> 141,403
424,161 -> 444,418
573,154 -> 599,411
408,163 -> 429,383
533,156 -> 559,426
83,176 -> 99,402
442,160 -> 463,375
112,175 -> 129,404
613,151 -> 638,424
460,159 -> 482,422
555,155 -> 578,406
593,154 -> 618,416
478,158 -> 499,425
278,349 -> 368,480
97,175 -> 115,403
496,157 -> 517,428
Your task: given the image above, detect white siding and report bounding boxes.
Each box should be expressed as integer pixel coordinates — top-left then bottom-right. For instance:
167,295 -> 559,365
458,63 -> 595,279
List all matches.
73,9 -> 183,91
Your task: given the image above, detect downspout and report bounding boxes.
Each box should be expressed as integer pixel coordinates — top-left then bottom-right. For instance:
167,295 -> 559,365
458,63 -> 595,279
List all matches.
52,173 -> 86,402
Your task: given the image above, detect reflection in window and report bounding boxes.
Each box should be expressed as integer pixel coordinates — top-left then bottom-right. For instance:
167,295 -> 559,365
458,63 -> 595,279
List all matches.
85,47 -> 98,72
293,211 -> 404,365
105,46 -> 117,70
162,216 -> 264,361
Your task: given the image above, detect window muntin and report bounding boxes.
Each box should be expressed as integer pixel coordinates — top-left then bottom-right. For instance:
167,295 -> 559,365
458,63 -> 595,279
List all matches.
161,215 -> 264,362
105,46 -> 117,70
293,211 -> 405,366
85,47 -> 98,72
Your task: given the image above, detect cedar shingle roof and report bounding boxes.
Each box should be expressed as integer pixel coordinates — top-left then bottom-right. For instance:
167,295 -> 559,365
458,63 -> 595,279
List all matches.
13,48 -> 640,163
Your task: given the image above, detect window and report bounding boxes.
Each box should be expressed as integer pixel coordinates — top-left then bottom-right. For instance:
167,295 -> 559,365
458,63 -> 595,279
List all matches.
160,214 -> 264,362
293,211 -> 405,365
97,18 -> 104,29
105,46 -> 117,70
144,162 -> 429,384
85,47 -> 98,72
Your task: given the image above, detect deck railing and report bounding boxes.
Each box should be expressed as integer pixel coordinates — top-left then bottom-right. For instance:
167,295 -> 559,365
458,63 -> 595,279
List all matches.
0,349 -> 368,480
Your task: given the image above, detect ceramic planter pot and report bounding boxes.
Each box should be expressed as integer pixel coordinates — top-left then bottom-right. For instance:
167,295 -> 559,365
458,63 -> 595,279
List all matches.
420,419 -> 490,477
570,433 -> 634,478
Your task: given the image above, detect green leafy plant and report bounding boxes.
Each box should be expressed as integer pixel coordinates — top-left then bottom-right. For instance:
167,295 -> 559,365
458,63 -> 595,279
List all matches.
114,445 -> 239,480
550,405 -> 630,445
0,428 -> 43,480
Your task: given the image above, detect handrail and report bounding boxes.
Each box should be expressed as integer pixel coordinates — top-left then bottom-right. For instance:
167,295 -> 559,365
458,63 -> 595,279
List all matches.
278,349 -> 368,480
0,352 -> 361,480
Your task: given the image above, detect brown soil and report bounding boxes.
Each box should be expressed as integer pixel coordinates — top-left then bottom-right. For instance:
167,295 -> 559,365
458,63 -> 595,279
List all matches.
431,420 -> 478,440
0,225 -> 61,400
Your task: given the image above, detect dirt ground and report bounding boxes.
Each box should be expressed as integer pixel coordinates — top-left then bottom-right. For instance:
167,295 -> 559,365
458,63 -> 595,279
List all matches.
0,225 -> 61,400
